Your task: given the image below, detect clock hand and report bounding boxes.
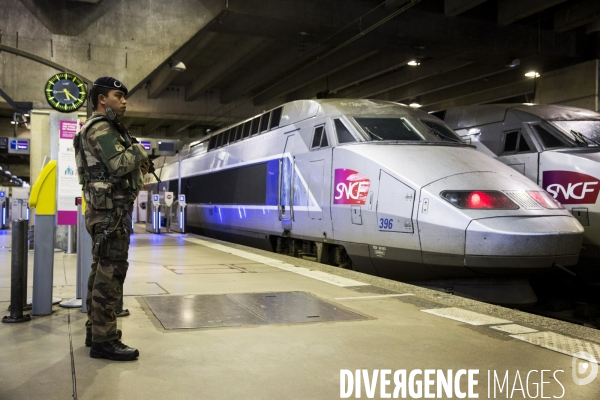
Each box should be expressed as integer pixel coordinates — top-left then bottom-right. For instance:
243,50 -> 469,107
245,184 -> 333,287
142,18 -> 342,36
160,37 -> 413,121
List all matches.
62,88 -> 77,100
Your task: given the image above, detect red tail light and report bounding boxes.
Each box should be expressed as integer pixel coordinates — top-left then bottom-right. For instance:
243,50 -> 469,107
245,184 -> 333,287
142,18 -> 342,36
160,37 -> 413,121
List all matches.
527,191 -> 564,209
441,191 -> 519,209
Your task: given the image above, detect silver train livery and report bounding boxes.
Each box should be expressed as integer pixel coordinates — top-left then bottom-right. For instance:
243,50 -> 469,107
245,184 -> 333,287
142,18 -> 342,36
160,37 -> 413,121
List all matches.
150,100 -> 584,305
443,104 -> 600,265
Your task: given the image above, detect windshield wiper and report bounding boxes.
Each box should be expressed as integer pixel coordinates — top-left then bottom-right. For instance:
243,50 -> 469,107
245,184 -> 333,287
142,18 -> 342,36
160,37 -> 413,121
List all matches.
570,130 -> 600,147
362,127 -> 384,141
425,126 -> 462,143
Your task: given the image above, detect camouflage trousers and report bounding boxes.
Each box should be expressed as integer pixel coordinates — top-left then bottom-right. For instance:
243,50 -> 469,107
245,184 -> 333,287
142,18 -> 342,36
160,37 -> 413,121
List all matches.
84,204 -> 133,343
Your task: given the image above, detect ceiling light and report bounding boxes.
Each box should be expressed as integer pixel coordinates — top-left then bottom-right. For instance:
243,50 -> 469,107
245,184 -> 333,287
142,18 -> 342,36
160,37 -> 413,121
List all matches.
407,60 -> 420,66
170,60 -> 186,72
409,103 -> 422,108
525,71 -> 540,78
506,59 -> 520,68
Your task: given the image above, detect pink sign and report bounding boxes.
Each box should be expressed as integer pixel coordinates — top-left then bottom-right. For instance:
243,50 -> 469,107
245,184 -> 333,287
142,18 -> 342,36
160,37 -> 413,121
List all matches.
59,120 -> 78,139
58,119 -> 81,225
333,169 -> 371,205
57,211 -> 78,225
543,171 -> 600,205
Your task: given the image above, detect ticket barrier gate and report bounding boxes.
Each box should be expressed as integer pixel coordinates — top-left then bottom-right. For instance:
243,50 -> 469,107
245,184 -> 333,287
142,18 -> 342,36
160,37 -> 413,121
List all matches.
170,194 -> 186,233
146,191 -> 174,233
146,193 -> 161,233
0,191 -> 8,229
11,198 -> 29,221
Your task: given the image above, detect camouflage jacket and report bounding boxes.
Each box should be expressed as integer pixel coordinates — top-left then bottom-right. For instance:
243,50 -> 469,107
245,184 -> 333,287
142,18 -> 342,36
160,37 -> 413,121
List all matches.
75,112 -> 148,207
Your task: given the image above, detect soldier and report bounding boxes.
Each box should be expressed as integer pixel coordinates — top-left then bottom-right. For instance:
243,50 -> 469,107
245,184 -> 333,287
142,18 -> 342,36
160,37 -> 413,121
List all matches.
73,77 -> 150,361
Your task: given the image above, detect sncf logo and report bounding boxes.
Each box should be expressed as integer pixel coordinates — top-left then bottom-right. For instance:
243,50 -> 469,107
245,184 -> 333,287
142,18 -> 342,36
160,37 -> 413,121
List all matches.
543,171 -> 600,205
334,169 -> 371,205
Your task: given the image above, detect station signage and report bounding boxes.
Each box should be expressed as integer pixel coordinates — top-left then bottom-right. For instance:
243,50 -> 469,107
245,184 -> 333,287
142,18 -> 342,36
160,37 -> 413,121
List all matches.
7,139 -> 30,154
141,141 -> 152,151
10,140 -> 29,150
56,120 -> 80,225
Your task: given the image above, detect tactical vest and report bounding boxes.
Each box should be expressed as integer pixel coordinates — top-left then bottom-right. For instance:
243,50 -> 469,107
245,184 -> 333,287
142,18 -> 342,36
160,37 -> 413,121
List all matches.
73,116 -> 136,209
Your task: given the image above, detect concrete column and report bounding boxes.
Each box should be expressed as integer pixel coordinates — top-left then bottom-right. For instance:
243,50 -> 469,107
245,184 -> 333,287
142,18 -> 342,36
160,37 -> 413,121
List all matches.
29,110 -> 51,186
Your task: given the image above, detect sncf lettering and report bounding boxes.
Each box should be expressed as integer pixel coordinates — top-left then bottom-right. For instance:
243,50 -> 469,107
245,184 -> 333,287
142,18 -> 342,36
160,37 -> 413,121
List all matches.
543,171 -> 600,205
333,169 -> 371,205
335,181 -> 369,201
546,182 -> 598,200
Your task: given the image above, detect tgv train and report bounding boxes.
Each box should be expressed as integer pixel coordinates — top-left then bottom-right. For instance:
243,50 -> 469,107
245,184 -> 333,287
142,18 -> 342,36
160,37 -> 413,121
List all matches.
443,104 -> 600,265
150,99 -> 584,305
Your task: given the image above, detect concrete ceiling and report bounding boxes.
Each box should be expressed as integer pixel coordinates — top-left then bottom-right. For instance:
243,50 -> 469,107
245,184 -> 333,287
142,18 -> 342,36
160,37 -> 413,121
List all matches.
2,0 -> 599,139
134,0 -> 599,134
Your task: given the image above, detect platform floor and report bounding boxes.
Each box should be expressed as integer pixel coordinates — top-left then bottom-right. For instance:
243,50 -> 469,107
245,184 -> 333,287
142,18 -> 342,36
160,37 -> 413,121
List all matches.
1,226 -> 599,399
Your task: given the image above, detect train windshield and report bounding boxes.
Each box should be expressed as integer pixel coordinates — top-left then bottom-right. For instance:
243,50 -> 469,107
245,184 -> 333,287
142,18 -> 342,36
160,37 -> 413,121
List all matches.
353,116 -> 463,143
551,120 -> 600,147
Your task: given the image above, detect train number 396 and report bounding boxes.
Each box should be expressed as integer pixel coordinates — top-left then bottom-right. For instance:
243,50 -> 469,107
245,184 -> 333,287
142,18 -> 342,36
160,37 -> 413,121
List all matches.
379,218 -> 393,229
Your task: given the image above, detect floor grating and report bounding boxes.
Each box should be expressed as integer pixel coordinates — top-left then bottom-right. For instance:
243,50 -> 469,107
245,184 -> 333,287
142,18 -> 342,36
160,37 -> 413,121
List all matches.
143,291 -> 367,330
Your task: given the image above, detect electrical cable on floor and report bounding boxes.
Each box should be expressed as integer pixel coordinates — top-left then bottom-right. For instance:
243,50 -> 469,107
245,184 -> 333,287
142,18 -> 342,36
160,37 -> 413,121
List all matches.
67,311 -> 78,400
205,0 -> 422,127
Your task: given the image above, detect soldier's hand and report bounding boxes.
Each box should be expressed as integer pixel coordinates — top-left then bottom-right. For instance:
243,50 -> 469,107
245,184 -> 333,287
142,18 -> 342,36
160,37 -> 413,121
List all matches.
140,161 -> 150,175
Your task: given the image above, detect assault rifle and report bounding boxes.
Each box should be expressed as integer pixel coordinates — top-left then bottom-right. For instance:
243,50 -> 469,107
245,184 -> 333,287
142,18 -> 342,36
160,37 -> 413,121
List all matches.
106,107 -> 161,183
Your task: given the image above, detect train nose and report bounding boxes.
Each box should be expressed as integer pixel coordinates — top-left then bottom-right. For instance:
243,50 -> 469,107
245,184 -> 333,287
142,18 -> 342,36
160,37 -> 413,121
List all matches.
464,216 -> 584,273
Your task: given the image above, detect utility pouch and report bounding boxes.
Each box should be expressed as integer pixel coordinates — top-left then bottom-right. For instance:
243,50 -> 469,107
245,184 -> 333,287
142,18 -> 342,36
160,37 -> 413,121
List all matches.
105,237 -> 129,261
73,134 -> 87,185
88,181 -> 114,210
92,233 -> 105,258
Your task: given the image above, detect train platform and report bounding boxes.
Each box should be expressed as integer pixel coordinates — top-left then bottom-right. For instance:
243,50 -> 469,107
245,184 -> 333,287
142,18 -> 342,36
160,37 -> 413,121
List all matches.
1,226 -> 599,399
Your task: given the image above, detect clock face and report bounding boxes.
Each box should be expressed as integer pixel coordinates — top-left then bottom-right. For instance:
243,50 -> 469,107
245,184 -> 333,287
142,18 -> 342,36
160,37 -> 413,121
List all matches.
45,73 -> 87,112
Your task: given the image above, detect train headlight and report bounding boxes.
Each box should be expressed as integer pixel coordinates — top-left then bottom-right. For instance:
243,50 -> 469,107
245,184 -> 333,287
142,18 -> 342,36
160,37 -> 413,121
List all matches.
440,191 -> 519,209
526,191 -> 564,209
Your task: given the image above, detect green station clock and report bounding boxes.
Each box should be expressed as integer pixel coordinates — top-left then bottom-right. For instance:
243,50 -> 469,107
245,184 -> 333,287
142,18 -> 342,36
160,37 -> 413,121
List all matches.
45,73 -> 87,112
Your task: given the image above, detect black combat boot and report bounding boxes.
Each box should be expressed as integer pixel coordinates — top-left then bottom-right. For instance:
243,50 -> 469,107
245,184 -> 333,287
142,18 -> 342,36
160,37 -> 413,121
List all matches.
115,308 -> 130,317
115,298 -> 130,317
85,329 -> 122,347
90,340 -> 139,361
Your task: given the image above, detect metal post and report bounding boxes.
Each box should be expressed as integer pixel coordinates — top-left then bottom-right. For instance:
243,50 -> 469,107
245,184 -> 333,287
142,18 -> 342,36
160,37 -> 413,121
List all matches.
28,218 -> 34,250
79,205 -> 93,313
76,203 -> 83,299
20,219 -> 28,309
2,219 -> 31,323
60,203 -> 82,308
178,151 -> 182,197
66,224 -> 76,254
32,215 -> 55,315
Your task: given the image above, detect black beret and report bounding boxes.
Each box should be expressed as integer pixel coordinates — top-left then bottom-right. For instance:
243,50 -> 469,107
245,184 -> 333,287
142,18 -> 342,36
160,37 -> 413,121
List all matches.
93,76 -> 128,95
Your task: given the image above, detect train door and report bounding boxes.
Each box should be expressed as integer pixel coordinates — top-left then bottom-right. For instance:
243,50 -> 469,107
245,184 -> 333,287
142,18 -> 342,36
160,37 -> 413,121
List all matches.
302,122 -> 333,239
279,134 -> 295,231
369,170 -> 422,280
376,170 -> 415,234
497,125 -> 539,183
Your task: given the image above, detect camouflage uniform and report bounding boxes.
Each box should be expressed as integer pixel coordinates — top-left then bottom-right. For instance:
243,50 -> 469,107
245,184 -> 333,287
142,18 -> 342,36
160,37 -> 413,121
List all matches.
74,112 -> 148,343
